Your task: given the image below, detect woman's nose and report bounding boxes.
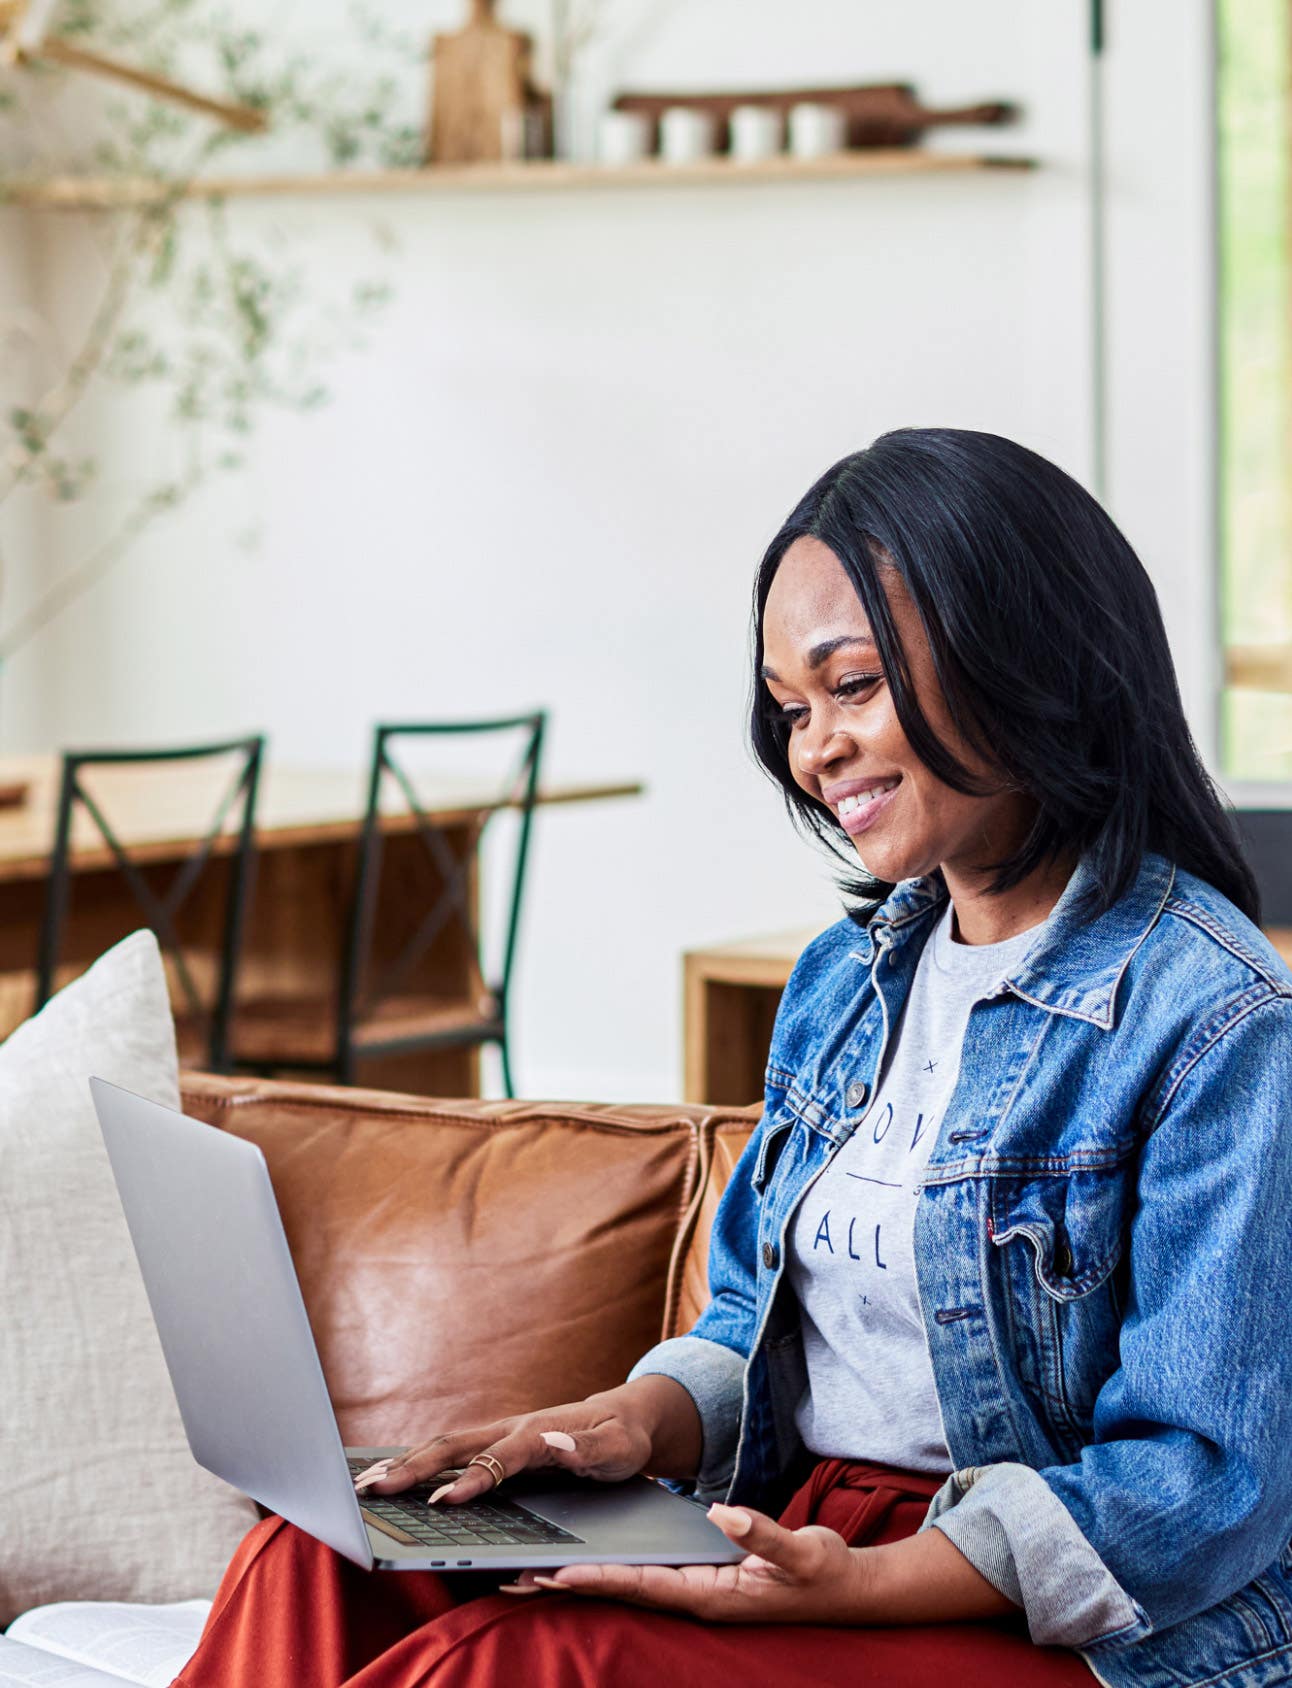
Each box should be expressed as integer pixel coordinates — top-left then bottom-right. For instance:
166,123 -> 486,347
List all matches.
797,717 -> 850,776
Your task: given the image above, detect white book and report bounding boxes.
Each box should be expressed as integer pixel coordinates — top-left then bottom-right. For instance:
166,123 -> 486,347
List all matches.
0,1601 -> 211,1688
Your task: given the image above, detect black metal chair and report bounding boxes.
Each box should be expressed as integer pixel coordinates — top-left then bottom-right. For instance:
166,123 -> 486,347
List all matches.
35,737 -> 265,1072
234,712 -> 546,1097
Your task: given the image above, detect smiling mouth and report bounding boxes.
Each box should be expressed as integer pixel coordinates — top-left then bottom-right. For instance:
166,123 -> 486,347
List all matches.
831,778 -> 900,836
836,780 -> 898,817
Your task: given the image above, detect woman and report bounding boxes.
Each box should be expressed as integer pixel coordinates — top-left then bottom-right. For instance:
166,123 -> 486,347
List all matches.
178,430 -> 1292,1688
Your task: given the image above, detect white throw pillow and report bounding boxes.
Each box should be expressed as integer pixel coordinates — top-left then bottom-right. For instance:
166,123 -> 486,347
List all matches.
0,931 -> 257,1626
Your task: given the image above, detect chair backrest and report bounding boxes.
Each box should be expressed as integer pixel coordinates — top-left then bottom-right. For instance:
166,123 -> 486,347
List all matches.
338,714 -> 546,1049
36,737 -> 265,1070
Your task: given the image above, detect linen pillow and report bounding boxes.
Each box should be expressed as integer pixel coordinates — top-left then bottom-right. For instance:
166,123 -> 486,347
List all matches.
0,931 -> 257,1626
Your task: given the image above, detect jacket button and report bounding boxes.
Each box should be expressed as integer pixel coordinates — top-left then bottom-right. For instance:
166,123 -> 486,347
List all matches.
845,1081 -> 868,1109
761,1242 -> 777,1270
1054,1239 -> 1074,1277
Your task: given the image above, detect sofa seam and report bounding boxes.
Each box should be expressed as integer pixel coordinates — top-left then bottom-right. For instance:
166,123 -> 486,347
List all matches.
181,1086 -> 744,1140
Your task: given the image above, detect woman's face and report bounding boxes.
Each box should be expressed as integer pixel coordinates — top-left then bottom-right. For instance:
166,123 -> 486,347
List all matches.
760,536 -> 1033,888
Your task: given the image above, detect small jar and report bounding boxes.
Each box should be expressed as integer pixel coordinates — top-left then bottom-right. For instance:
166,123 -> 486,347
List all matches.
729,105 -> 784,163
787,101 -> 847,159
659,106 -> 716,165
598,110 -> 650,168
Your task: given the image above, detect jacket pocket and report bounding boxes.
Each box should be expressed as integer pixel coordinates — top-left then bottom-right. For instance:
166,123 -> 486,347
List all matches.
991,1168 -> 1130,1443
751,1110 -> 797,1197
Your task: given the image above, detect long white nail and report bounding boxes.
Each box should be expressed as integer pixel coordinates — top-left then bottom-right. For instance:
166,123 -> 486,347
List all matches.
540,1431 -> 577,1452
427,1483 -> 456,1507
353,1461 -> 394,1489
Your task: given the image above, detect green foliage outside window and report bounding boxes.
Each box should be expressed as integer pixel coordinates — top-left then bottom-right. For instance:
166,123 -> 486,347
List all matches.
1219,0 -> 1292,778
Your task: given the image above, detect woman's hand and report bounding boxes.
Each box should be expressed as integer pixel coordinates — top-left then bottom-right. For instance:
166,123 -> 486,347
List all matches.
354,1385 -> 672,1507
503,1506 -> 1019,1626
504,1503 -> 870,1623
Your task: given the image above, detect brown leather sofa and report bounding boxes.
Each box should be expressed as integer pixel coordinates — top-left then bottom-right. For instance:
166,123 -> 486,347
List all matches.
180,1074 -> 760,1447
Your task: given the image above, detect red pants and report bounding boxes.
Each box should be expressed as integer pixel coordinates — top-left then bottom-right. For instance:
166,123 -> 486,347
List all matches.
175,1461 -> 1094,1687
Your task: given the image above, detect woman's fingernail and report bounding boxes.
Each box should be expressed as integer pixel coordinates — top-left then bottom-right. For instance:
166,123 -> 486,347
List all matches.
498,1583 -> 544,1595
708,1504 -> 753,1537
531,1575 -> 567,1589
427,1484 -> 456,1507
540,1431 -> 577,1452
352,1461 -> 393,1489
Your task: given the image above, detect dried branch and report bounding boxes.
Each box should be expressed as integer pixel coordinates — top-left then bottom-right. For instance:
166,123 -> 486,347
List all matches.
550,0 -> 607,99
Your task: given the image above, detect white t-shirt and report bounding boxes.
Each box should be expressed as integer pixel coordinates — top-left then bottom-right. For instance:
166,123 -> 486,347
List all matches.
787,902 -> 1041,1471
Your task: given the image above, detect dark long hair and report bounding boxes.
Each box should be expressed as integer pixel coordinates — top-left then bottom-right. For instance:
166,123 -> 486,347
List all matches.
750,428 -> 1259,924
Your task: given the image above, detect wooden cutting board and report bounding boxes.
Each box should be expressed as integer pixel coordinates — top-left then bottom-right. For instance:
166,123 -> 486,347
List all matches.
428,0 -> 534,165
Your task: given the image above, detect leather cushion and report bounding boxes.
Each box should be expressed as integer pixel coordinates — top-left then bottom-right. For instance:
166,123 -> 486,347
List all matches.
181,1076 -> 722,1445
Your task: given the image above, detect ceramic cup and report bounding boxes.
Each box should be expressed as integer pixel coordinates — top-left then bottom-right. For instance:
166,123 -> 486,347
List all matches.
729,104 -> 784,163
659,106 -> 716,165
788,101 -> 847,159
598,110 -> 650,168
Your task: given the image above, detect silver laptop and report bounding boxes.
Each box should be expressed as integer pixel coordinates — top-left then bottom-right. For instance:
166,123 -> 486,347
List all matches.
90,1078 -> 744,1572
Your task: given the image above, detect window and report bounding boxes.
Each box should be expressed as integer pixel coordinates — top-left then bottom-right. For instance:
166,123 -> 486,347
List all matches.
1219,0 -> 1292,778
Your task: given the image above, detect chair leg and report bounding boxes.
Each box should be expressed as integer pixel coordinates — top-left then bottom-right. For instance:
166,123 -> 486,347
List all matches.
499,1035 -> 515,1101
338,1038 -> 356,1088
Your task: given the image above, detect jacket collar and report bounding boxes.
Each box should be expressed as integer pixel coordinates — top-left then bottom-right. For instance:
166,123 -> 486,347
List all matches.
861,852 -> 1176,1030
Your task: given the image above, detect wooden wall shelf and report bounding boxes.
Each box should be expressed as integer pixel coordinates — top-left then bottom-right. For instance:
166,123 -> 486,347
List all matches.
3,149 -> 1036,211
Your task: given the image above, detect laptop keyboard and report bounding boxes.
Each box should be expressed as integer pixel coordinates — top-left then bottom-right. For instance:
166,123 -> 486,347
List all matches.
347,1457 -> 584,1552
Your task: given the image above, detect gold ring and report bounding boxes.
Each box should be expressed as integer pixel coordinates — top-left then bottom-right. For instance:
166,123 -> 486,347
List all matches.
467,1453 -> 505,1489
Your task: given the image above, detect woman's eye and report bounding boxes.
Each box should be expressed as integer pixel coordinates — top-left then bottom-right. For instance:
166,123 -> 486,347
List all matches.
836,673 -> 882,700
778,703 -> 808,728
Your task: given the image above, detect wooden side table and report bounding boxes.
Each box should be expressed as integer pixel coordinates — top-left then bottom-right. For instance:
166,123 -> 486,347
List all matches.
683,928 -> 823,1106
684,923 -> 1292,1109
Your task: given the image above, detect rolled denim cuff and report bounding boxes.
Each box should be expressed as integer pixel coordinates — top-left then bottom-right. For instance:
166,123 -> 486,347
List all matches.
922,1462 -> 1150,1649
627,1335 -> 745,1503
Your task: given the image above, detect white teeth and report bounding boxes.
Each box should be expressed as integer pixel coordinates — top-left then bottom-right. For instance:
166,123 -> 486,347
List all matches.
837,781 -> 896,817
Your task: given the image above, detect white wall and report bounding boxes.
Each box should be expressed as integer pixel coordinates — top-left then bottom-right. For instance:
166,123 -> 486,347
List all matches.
1104,1 -> 1220,766
0,0 -> 1216,1099
0,205 -> 52,748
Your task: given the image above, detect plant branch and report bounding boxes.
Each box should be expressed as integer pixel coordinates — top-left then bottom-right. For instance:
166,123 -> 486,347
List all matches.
0,463 -> 202,662
0,1 -> 411,682
0,129 -> 228,507
0,222 -> 137,502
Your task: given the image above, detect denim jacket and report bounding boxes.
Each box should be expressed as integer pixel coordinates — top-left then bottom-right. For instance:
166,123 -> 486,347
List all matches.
631,854 -> 1292,1688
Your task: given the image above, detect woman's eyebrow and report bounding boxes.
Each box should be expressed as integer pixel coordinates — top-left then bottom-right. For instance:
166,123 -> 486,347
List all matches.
807,635 -> 876,667
761,635 -> 877,683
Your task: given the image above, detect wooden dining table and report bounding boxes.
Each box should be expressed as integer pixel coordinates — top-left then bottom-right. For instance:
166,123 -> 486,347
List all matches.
0,754 -> 641,1093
